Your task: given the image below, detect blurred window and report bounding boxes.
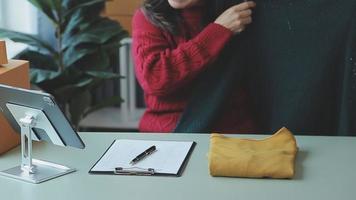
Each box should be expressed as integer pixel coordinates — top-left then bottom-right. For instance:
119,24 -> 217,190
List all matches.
0,0 -> 37,58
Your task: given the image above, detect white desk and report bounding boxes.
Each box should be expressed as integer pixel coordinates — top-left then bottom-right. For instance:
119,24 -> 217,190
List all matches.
0,133 -> 355,200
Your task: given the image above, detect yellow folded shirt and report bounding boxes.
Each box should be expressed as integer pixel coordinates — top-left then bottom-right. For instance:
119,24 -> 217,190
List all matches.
208,127 -> 298,179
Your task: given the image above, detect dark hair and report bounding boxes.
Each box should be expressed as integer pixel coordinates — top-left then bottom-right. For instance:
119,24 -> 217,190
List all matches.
142,0 -> 216,35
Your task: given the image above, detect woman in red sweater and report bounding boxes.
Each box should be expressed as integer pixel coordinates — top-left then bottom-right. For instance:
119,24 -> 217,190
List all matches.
132,0 -> 256,133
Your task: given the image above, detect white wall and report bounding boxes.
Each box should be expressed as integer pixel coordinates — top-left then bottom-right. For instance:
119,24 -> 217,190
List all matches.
0,0 -> 38,57
0,1 -> 3,27
1,0 -> 37,33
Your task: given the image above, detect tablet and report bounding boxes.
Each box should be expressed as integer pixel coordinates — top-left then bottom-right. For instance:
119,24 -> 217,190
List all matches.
0,84 -> 84,149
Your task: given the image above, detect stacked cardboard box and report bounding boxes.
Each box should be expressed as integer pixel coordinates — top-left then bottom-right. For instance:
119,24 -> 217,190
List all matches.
0,41 -> 30,154
105,0 -> 142,35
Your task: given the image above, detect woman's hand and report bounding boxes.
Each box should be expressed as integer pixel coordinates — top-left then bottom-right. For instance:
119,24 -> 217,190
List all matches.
214,1 -> 256,34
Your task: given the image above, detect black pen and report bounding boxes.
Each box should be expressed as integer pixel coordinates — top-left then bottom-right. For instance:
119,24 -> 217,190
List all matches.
130,145 -> 156,165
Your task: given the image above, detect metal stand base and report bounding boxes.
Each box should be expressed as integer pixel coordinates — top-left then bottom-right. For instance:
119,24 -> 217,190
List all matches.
0,159 -> 75,184
0,111 -> 75,184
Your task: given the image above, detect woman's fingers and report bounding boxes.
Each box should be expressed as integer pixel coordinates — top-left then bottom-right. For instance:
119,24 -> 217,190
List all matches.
240,16 -> 252,25
237,26 -> 245,33
238,9 -> 252,18
214,1 -> 256,34
234,17 -> 251,34
234,1 -> 256,11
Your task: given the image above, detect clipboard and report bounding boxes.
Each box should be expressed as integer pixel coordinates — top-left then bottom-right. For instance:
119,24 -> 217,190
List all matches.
89,139 -> 196,176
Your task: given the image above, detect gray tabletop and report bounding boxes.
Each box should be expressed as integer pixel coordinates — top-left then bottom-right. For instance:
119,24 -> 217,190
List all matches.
0,132 -> 355,200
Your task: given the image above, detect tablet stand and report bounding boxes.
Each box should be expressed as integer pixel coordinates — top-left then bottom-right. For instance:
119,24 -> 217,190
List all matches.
0,105 -> 75,184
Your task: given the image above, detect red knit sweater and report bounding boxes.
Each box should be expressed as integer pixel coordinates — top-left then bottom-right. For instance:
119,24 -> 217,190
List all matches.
132,7 -> 255,133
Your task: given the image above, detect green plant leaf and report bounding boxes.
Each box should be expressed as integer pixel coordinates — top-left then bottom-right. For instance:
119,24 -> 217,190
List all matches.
16,49 -> 58,71
38,68 -> 82,89
53,86 -> 81,102
100,41 -> 122,50
0,29 -> 57,55
85,71 -> 123,80
62,45 -> 97,67
28,0 -> 61,24
52,77 -> 94,102
8,0 -> 129,126
74,50 -> 110,70
69,90 -> 92,129
63,0 -> 105,19
30,69 -> 61,84
63,18 -> 127,50
62,1 -> 106,39
62,8 -> 85,38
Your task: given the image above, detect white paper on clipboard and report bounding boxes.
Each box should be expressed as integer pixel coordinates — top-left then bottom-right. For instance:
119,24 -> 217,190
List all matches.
90,139 -> 195,176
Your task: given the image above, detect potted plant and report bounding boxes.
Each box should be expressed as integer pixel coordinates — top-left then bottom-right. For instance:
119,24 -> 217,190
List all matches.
0,0 -> 128,129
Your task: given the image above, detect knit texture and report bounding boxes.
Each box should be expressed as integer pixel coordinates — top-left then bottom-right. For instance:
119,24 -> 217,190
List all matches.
132,8 -> 255,133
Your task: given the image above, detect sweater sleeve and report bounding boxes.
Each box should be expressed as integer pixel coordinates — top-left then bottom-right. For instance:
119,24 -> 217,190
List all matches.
132,10 -> 233,96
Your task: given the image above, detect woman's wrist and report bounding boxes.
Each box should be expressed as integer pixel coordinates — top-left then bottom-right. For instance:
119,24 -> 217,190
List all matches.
212,22 -> 234,35
192,23 -> 233,57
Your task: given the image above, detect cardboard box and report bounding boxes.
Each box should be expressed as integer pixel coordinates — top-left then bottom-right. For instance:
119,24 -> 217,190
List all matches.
0,60 -> 30,155
105,0 -> 142,15
104,0 -> 142,35
0,41 -> 8,65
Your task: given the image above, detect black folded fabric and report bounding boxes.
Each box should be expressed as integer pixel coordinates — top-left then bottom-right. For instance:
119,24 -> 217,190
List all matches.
175,0 -> 356,135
